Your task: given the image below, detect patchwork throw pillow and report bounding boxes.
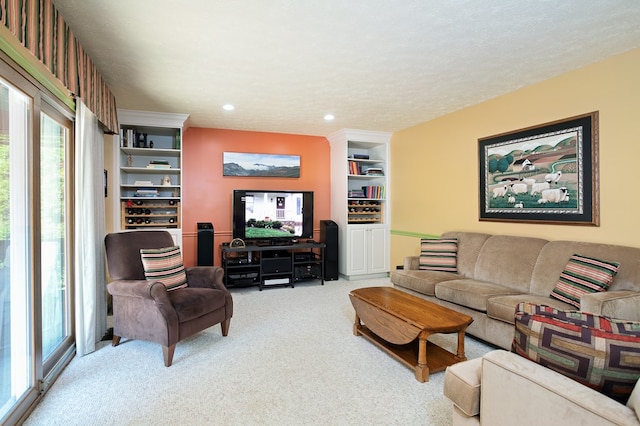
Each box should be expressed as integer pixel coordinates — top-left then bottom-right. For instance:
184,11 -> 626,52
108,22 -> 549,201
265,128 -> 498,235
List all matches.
512,302 -> 640,404
549,253 -> 619,308
140,246 -> 188,291
419,238 -> 458,272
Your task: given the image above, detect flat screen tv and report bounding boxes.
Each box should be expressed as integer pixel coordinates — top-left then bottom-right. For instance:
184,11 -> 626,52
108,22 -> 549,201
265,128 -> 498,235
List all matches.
232,190 -> 314,241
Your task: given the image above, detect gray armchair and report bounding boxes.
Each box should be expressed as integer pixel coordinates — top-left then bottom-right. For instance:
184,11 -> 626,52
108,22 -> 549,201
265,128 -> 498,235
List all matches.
104,230 -> 232,366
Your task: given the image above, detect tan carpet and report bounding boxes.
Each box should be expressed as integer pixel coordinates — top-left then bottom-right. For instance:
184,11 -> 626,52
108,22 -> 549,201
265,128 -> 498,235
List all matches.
24,278 -> 493,425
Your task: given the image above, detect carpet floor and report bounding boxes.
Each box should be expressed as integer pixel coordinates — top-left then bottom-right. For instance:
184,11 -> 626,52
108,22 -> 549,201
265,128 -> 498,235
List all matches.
24,278 -> 493,425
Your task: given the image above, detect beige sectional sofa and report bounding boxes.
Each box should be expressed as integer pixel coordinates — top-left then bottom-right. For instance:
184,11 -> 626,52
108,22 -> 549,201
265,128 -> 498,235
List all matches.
444,349 -> 640,425
390,231 -> 640,349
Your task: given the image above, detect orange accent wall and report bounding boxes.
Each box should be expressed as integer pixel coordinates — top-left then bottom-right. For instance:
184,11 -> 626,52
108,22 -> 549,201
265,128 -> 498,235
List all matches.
181,128 -> 331,266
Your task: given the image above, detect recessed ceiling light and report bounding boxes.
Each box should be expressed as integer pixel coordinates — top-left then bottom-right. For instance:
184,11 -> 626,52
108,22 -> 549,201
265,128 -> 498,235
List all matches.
223,104 -> 235,111
324,114 -> 335,121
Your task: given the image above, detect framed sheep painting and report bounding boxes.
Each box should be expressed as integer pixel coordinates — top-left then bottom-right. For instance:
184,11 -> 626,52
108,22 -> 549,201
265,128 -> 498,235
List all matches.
478,111 -> 599,226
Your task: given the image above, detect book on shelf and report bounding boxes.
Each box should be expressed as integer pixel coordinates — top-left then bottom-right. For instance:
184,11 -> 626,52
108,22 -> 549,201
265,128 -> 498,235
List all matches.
119,128 -> 127,147
135,188 -> 159,197
133,180 -> 154,186
146,159 -> 171,169
120,128 -> 137,148
364,167 -> 384,176
361,185 -> 385,199
348,153 -> 370,160
348,160 -> 362,175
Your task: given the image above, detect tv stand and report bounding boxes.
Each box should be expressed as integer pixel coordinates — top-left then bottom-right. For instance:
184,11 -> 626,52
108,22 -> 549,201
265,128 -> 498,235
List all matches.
255,238 -> 295,247
221,242 -> 326,290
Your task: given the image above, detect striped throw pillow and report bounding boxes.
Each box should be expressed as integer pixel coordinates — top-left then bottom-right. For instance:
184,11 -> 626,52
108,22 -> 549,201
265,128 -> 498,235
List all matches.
419,238 -> 458,272
140,246 -> 188,291
550,254 -> 619,308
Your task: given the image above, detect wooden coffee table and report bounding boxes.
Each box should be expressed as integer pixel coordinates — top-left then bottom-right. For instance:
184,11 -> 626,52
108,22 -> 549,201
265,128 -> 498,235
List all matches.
349,286 -> 473,382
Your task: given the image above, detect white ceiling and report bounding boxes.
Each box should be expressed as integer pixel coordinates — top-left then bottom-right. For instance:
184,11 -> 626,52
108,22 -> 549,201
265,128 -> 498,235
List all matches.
51,0 -> 640,136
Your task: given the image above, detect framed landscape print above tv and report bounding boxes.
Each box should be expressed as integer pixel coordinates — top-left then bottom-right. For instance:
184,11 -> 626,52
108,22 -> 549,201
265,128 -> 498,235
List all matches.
223,152 -> 301,178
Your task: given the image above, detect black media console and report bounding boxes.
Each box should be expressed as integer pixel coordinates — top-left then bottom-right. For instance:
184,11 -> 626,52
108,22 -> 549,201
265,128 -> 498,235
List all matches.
220,242 -> 326,290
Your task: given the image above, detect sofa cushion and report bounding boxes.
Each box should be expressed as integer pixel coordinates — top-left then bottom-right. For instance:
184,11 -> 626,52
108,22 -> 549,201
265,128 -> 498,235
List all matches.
390,269 -> 460,296
486,294 -> 574,324
140,246 -> 188,291
168,287 -> 227,322
441,231 -> 492,278
473,235 -> 548,293
550,254 -> 620,308
435,279 -> 521,312
419,238 -> 458,272
512,302 -> 640,404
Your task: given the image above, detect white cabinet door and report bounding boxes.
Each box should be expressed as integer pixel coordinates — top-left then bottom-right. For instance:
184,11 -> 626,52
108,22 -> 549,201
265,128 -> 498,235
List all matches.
368,225 -> 389,274
346,225 -> 388,276
347,227 -> 368,275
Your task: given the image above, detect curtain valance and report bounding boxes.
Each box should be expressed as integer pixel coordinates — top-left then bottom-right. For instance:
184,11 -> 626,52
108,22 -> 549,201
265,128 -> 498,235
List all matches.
0,0 -> 118,133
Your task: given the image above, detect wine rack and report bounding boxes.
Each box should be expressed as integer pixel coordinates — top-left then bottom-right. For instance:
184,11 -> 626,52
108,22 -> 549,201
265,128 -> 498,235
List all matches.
347,200 -> 383,224
121,200 -> 180,229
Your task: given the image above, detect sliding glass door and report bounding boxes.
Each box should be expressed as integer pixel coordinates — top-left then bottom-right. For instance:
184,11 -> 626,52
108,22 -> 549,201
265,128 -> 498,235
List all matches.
0,74 -> 33,422
40,111 -> 72,372
0,56 -> 75,425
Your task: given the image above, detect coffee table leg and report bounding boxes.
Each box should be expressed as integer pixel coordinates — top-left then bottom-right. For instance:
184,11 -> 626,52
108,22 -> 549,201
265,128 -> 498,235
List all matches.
353,312 -> 362,336
415,331 -> 430,382
455,328 -> 468,362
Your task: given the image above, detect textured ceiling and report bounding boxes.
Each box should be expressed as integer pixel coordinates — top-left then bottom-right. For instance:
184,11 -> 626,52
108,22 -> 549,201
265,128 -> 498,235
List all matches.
51,0 -> 640,136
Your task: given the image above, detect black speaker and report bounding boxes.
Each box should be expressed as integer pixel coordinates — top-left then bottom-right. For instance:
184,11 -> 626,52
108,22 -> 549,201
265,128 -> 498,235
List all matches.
197,222 -> 214,266
320,220 -> 339,280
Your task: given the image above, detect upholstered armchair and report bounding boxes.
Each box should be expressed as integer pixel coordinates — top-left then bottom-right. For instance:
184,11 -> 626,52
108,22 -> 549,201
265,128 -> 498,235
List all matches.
104,230 -> 233,366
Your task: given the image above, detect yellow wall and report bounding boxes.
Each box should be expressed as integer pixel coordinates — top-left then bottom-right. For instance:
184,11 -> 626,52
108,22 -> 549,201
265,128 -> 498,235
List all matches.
389,48 -> 640,267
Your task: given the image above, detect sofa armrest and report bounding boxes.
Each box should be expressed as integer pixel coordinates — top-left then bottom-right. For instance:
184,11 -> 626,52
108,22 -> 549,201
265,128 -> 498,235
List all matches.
628,378 -> 640,421
444,357 -> 482,418
185,266 -> 226,290
108,279 -> 175,306
404,255 -> 420,270
107,279 -> 157,299
581,290 -> 640,321
481,350 -> 640,426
